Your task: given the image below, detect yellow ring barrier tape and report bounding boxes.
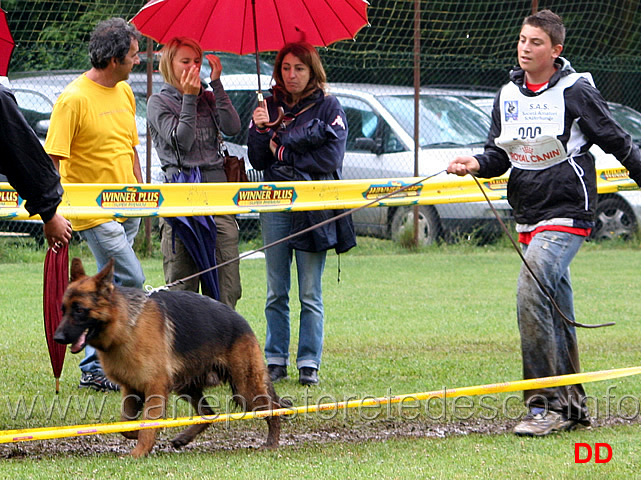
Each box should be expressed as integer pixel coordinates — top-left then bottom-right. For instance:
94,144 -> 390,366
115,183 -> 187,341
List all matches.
1,366 -> 640,444
0,166 -> 636,221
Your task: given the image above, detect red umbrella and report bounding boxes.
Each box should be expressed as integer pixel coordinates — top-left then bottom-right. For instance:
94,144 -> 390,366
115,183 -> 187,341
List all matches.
43,243 -> 69,394
130,0 -> 369,114
0,8 -> 15,76
130,0 -> 369,55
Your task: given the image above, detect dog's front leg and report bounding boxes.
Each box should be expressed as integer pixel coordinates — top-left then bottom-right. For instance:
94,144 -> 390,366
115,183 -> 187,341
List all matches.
120,387 -> 143,440
131,387 -> 168,458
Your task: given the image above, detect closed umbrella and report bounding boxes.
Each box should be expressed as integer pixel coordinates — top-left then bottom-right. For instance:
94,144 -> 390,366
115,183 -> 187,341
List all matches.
0,8 -> 15,76
165,167 -> 220,300
43,243 -> 69,394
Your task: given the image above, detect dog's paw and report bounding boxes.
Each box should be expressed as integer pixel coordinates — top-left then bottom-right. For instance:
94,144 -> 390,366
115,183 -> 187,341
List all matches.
121,430 -> 139,440
260,440 -> 279,450
170,434 -> 194,449
130,446 -> 151,458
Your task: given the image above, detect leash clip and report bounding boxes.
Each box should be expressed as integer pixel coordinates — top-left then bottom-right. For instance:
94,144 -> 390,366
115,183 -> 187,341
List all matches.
144,284 -> 169,296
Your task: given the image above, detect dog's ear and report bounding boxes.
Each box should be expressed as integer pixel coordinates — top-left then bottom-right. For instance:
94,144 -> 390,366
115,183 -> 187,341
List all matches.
94,258 -> 116,297
70,257 -> 87,282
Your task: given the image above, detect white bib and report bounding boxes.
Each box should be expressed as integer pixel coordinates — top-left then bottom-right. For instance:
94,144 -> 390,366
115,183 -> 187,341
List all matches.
495,73 -> 593,170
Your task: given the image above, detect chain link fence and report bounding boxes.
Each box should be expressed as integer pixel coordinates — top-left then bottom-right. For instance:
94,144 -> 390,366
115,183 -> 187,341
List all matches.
3,0 -> 641,247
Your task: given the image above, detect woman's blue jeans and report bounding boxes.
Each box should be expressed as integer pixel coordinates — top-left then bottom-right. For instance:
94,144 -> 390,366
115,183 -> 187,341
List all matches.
260,211 -> 326,370
78,218 -> 145,374
517,230 -> 589,421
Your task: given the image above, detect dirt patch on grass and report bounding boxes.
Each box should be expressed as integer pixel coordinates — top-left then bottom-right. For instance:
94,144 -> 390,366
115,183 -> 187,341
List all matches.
1,415 -> 637,459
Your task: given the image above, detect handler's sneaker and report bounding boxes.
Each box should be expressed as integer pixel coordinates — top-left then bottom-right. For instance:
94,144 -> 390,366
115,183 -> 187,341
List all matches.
79,372 -> 120,392
514,408 -> 577,436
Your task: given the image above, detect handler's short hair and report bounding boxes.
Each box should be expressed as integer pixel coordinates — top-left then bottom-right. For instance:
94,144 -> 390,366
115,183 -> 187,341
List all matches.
89,17 -> 141,69
523,9 -> 565,47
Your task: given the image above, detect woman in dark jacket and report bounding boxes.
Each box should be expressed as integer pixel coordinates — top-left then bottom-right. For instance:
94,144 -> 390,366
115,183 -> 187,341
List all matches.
248,42 -> 354,386
147,37 -> 242,308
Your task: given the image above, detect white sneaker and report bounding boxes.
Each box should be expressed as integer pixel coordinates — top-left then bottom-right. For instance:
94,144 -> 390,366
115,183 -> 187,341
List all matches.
514,410 -> 577,437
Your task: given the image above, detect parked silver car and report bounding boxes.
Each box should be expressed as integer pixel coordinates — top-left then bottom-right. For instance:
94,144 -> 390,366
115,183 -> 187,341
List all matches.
0,72 -> 164,241
218,75 -> 506,245
9,71 -> 164,184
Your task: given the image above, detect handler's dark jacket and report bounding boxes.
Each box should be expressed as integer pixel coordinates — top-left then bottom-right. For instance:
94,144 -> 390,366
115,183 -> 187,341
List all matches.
475,57 -> 641,227
247,87 -> 355,254
0,84 -> 63,223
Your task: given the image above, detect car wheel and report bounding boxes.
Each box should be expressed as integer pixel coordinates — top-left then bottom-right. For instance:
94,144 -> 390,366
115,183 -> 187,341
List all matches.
390,205 -> 441,246
591,195 -> 637,240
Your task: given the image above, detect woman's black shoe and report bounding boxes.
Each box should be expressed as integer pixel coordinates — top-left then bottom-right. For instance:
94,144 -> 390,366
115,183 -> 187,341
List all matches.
268,364 -> 288,383
299,367 -> 319,386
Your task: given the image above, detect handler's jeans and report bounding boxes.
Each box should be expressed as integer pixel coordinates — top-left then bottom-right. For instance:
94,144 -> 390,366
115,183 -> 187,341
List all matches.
517,230 -> 590,422
78,218 -> 145,374
160,214 -> 241,308
261,211 -> 326,371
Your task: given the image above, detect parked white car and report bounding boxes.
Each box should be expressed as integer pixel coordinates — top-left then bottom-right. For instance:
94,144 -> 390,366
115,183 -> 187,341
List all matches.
219,75 -> 511,245
9,72 -> 164,184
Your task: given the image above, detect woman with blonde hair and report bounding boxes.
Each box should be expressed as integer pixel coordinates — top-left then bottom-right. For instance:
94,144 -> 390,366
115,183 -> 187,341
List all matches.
147,37 -> 242,308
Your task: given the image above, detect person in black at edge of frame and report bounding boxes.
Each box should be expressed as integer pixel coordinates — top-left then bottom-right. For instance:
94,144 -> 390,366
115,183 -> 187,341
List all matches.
0,83 -> 72,248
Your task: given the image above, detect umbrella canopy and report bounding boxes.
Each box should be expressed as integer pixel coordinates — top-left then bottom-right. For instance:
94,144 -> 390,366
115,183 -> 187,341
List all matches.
131,0 -> 369,134
164,167 -> 220,300
0,8 -> 15,76
130,0 -> 369,55
43,243 -> 69,394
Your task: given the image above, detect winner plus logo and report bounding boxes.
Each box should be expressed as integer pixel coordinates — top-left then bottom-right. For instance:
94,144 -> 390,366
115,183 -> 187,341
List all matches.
97,186 -> 163,209
234,184 -> 297,207
363,181 -> 422,200
0,189 -> 20,208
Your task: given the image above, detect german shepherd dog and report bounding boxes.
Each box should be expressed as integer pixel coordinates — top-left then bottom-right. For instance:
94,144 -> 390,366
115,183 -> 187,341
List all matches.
54,258 -> 286,458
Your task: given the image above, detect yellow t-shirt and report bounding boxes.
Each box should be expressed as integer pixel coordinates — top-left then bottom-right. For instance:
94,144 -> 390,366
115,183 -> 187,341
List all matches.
44,74 -> 139,231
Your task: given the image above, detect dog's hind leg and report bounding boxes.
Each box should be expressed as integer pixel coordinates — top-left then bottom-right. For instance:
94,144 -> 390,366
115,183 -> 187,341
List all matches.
120,387 -> 143,440
229,338 -> 282,449
170,388 -> 215,449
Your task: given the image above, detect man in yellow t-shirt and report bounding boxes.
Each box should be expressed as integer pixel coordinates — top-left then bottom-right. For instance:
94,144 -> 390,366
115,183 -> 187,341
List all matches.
45,17 -> 145,393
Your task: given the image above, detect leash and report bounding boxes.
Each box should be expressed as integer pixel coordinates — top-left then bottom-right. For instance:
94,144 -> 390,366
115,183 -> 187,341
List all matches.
146,171 -> 447,294
467,171 -> 614,329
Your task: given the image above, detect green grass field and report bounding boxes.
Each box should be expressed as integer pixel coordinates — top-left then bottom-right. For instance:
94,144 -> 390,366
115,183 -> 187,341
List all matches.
1,236 -> 640,478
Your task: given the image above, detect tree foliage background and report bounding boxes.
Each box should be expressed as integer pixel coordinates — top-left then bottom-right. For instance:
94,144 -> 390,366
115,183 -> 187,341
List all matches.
3,0 -> 641,109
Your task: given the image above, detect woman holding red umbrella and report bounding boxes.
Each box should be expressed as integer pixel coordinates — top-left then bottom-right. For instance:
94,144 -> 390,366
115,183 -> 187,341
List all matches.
248,42 -> 355,386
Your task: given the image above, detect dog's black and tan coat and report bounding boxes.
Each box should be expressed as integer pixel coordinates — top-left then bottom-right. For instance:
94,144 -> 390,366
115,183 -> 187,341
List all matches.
54,258 -> 286,457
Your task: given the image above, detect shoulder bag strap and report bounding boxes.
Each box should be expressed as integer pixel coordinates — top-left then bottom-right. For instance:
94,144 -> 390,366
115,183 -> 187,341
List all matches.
203,93 -> 228,156
155,93 -> 183,169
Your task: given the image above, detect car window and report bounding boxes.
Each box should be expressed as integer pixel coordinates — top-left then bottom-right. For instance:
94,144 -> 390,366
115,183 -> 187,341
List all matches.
337,95 -> 405,154
609,105 -> 641,144
379,94 -> 491,148
12,89 -> 54,131
339,97 -> 378,150
201,53 -> 274,79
